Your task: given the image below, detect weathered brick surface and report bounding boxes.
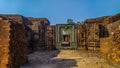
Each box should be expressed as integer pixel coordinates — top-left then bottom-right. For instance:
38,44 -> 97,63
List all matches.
46,26 -> 56,49
103,13 -> 120,25
0,17 -> 28,68
83,13 -> 120,67
100,30 -> 120,67
27,17 -> 50,49
100,38 -> 114,58
0,14 -> 31,25
0,14 -> 34,52
84,16 -> 109,24
77,24 -> 86,49
107,30 -> 120,67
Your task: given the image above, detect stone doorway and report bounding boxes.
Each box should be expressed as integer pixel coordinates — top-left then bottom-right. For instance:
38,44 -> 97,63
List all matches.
56,24 -> 77,49
61,34 -> 70,47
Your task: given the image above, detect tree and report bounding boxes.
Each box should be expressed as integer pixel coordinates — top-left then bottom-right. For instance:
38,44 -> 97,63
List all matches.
67,19 -> 74,24
77,21 -> 81,24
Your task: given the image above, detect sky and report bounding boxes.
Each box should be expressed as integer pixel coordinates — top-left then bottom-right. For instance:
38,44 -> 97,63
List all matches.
0,0 -> 120,25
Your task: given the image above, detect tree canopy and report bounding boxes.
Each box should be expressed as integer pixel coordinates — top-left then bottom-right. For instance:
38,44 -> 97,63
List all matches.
67,19 -> 74,24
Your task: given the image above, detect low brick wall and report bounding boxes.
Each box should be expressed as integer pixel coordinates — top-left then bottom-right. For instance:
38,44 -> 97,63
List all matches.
100,30 -> 120,67
100,38 -> 113,58
108,30 -> 120,67
0,17 -> 28,68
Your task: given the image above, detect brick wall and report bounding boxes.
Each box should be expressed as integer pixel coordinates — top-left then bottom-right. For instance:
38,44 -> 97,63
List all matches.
100,29 -> 120,67
0,17 -> 28,68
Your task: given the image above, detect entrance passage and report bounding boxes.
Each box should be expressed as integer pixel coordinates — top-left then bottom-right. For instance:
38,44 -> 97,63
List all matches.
56,24 -> 77,49
61,35 -> 70,47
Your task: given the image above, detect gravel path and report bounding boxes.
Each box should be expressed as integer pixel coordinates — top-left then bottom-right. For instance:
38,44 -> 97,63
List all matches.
20,50 -> 117,68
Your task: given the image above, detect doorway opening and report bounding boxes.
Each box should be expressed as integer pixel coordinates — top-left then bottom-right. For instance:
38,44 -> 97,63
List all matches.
61,34 -> 70,47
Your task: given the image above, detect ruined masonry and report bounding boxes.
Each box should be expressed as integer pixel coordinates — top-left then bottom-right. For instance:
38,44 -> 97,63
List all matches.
0,17 -> 28,68
0,13 -> 120,68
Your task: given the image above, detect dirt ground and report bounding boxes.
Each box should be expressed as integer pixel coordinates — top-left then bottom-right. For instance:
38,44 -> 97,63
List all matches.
20,50 -> 117,68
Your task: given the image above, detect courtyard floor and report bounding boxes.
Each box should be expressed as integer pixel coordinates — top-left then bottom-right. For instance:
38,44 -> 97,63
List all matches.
20,50 -> 117,68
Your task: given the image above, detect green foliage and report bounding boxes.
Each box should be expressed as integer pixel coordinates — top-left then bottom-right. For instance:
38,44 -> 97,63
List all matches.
63,26 -> 69,31
67,19 -> 74,24
77,21 -> 81,24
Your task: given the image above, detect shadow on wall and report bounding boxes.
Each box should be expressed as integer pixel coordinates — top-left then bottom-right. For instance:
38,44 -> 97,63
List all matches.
99,25 -> 109,38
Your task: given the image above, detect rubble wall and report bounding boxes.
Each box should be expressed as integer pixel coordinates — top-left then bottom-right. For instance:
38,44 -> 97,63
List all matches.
0,17 -> 28,68
100,30 -> 120,67
100,38 -> 113,58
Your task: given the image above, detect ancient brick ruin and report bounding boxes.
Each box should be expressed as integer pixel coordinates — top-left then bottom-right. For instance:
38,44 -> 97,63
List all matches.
0,17 -> 28,68
0,13 -> 120,68
27,17 -> 50,50
82,13 -> 120,67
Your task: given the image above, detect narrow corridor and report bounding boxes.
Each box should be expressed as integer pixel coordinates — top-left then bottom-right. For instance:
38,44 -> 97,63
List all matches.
21,50 -> 116,68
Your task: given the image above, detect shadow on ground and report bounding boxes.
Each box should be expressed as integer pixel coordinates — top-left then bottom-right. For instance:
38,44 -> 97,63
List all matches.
21,50 -> 77,68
